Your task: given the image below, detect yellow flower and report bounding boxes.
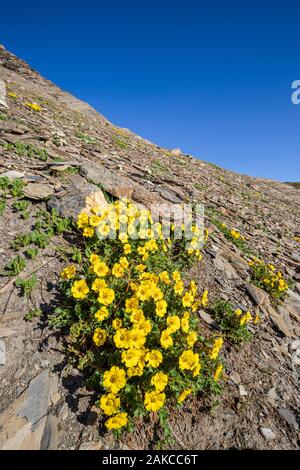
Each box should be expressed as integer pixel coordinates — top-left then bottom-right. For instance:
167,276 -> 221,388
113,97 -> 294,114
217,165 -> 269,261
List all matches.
235,308 -> 242,316
105,412 -> 128,430
172,271 -> 181,282
178,388 -> 192,404
89,215 -> 101,227
123,243 -> 132,254
166,315 -> 180,332
151,372 -> 168,391
254,313 -> 260,324
122,348 -> 142,368
240,311 -> 252,325
145,349 -> 163,368
125,297 -> 139,313
187,331 -> 197,347
192,363 -> 201,377
136,264 -> 146,272
103,366 -> 126,394
210,337 -> 224,359
182,292 -> 194,308
112,318 -> 123,330
92,278 -> 107,292
174,281 -> 184,295
137,246 -> 147,256
77,212 -> 89,228
114,328 -> 131,349
179,350 -> 199,371
189,280 -> 197,295
100,393 -> 120,416
144,391 -> 165,412
155,299 -> 167,317
119,256 -> 129,269
60,264 -> 76,280
98,288 -> 115,306
137,318 -> 152,335
152,287 -> 163,301
201,290 -> 209,307
93,261 -> 109,277
99,224 -> 110,236
112,263 -> 125,278
127,365 -> 144,377
8,92 -> 18,99
191,300 -> 200,312
118,232 -> 128,243
130,309 -> 145,324
71,279 -> 89,299
181,317 -> 189,333
93,328 -> 107,346
214,364 -> 223,381
90,254 -> 100,264
136,284 -> 151,301
129,328 -> 147,348
159,271 -> 170,284
25,102 -> 41,111
95,306 -> 109,322
160,329 -> 173,349
83,227 -> 94,238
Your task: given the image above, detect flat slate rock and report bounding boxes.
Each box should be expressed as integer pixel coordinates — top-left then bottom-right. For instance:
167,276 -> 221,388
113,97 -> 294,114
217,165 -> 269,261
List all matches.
47,177 -> 107,221
23,183 -> 55,200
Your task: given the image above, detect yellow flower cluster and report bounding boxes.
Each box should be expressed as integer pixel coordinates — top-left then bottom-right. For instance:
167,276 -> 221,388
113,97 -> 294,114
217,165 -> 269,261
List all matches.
25,102 -> 42,112
249,257 -> 289,297
8,92 -> 18,99
58,198 -> 219,431
210,337 -> 224,360
230,229 -> 244,240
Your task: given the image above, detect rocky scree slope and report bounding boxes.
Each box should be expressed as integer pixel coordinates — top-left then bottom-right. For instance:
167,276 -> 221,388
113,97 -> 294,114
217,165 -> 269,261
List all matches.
0,45 -> 299,450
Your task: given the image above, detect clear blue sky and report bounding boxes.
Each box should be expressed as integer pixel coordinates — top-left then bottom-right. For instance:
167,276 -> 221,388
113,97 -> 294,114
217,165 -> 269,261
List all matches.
1,1 -> 300,181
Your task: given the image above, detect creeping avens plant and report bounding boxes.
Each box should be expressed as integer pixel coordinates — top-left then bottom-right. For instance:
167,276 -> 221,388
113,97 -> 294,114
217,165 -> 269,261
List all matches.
51,198 -> 225,434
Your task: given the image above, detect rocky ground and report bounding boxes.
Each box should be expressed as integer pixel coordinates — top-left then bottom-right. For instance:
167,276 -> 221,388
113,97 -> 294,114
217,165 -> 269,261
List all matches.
0,45 -> 299,450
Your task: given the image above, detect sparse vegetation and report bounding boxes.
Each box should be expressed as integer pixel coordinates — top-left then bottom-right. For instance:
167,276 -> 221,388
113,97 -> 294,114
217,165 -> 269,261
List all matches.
248,257 -> 292,301
76,132 -> 98,144
4,255 -> 26,276
4,142 -> 48,161
15,274 -> 37,296
209,300 -> 256,344
25,307 -> 42,322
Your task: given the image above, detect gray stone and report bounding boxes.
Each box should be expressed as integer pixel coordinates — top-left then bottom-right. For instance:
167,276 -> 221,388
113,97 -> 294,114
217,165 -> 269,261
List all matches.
229,371 -> 241,385
290,339 -> 300,351
0,326 -> 16,338
0,369 -> 53,449
23,183 -> 55,201
79,441 -> 102,450
239,385 -> 248,397
17,369 -> 50,430
199,310 -> 215,325
278,408 -> 299,431
246,283 -> 270,306
0,340 -> 6,365
47,176 -> 107,221
80,162 -> 134,198
214,255 -> 239,280
260,427 -> 276,441
40,414 -> 59,450
0,80 -> 7,109
264,304 -> 293,337
0,170 -> 25,179
156,187 -> 183,203
220,247 -> 249,276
